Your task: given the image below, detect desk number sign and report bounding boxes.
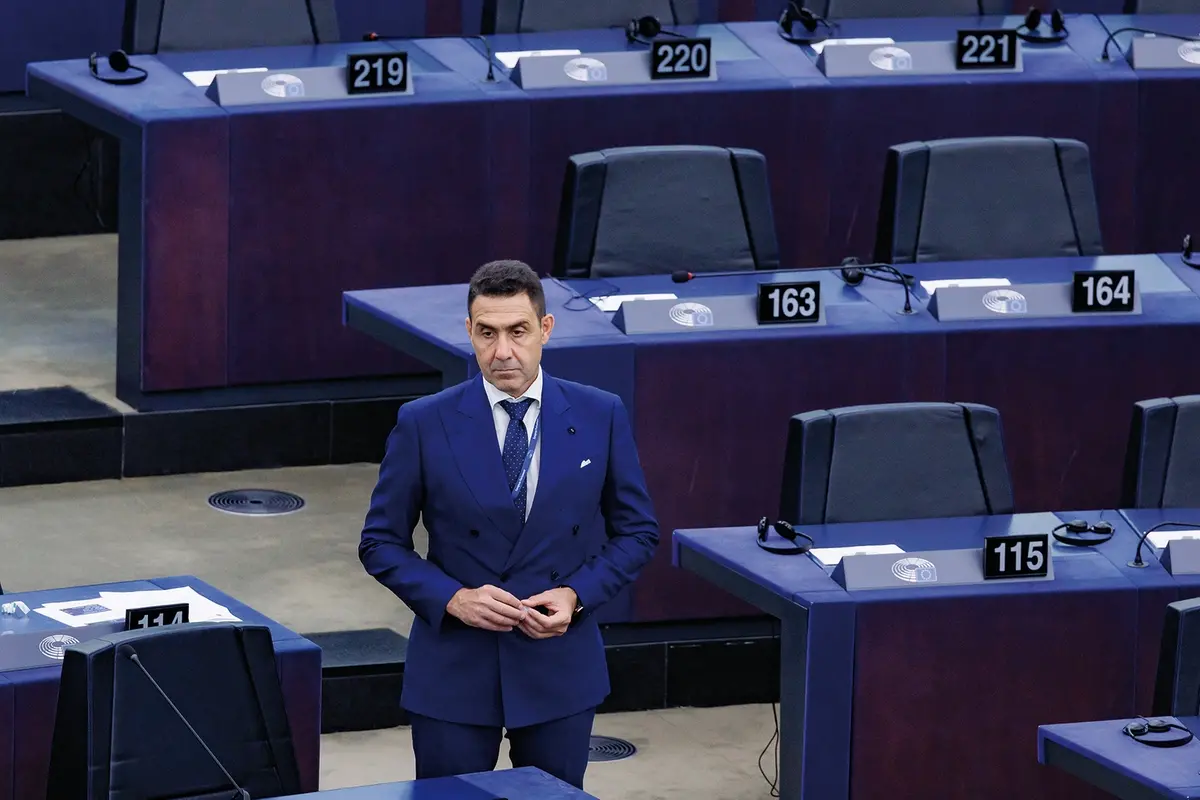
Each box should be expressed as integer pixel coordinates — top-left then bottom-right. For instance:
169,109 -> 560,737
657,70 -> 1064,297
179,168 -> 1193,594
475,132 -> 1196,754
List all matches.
651,38 -> 712,80
983,534 -> 1049,580
347,52 -> 410,95
955,29 -> 1019,70
757,281 -> 821,324
1072,270 -> 1135,313
125,602 -> 189,631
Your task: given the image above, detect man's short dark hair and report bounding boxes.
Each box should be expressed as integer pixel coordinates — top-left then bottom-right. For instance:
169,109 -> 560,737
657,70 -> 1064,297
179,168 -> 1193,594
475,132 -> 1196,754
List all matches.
468,260 -> 546,319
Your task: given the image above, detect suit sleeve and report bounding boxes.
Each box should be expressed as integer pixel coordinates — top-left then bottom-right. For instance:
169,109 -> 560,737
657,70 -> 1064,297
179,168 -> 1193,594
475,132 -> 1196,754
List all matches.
359,404 -> 463,631
565,396 -> 660,615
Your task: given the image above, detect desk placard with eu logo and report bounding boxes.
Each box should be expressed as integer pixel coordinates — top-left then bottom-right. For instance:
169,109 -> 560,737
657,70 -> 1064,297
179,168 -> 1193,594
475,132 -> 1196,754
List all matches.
346,52 -> 411,95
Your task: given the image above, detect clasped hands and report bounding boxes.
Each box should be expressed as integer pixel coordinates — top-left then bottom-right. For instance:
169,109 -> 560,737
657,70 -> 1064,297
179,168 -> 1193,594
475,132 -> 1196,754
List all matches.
447,585 -> 576,639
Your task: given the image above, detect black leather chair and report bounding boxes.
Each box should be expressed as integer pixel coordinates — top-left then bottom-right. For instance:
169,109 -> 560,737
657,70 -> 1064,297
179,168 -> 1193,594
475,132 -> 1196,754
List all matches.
874,136 -> 1105,265
123,0 -> 340,54
1122,396 -> 1200,509
47,623 -> 301,800
552,145 -> 780,279
821,0 -> 992,17
780,402 -> 1015,525
1154,597 -> 1200,716
483,0 -> 700,33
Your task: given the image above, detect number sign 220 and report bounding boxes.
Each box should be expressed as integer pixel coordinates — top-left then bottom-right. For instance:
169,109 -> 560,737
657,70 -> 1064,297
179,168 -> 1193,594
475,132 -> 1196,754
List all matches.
955,29 -> 1018,70
651,38 -> 712,80
757,282 -> 821,324
347,52 -> 409,94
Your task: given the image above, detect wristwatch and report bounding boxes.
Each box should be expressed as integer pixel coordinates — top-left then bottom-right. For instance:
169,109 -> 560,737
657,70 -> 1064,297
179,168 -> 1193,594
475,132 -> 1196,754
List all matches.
559,585 -> 583,619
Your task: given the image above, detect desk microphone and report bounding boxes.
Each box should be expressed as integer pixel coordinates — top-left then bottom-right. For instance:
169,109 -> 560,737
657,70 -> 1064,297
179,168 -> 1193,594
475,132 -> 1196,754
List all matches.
1099,27 -> 1199,61
1128,521 -> 1200,568
120,645 -> 252,799
672,263 -> 915,315
670,265 -> 836,283
837,258 -> 915,314
363,32 -> 497,81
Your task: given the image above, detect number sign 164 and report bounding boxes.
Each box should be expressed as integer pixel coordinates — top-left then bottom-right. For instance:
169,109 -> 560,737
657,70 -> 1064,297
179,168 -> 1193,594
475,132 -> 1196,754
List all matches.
1072,270 -> 1135,313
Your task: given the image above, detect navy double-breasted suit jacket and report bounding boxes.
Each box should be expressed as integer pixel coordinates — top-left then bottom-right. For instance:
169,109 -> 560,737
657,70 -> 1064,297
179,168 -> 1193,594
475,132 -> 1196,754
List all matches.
359,373 -> 659,728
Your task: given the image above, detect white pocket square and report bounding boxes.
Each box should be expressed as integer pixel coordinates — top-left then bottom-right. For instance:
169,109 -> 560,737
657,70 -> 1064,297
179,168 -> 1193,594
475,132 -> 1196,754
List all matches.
580,459 -> 591,468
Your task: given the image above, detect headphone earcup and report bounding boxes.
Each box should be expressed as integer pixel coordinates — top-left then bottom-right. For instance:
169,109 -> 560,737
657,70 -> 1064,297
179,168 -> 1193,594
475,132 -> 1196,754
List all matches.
109,49 -> 131,72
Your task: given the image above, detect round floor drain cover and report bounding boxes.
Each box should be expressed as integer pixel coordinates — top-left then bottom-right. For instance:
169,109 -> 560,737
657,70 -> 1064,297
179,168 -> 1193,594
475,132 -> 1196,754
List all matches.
208,489 -> 305,516
588,735 -> 637,762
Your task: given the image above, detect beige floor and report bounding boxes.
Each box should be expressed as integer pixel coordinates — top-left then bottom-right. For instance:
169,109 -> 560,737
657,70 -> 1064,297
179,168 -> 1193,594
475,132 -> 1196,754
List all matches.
0,465 -> 779,799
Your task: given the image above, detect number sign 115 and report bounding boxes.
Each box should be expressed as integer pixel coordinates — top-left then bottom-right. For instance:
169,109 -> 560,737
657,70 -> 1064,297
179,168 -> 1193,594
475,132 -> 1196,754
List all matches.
983,534 -> 1049,580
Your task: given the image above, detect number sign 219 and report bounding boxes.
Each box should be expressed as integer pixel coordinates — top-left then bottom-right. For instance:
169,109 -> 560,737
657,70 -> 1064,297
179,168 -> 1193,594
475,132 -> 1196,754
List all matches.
955,29 -> 1019,70
1072,270 -> 1135,313
651,38 -> 712,80
347,52 -> 409,94
757,282 -> 821,325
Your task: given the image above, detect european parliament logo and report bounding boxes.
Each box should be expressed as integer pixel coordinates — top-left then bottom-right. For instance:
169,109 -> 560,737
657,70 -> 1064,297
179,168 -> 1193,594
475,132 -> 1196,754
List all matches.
563,57 -> 608,83
39,634 -> 79,660
668,302 -> 714,327
982,288 -> 1027,315
891,557 -> 938,583
869,46 -> 913,72
1180,42 -> 1200,65
261,73 -> 305,98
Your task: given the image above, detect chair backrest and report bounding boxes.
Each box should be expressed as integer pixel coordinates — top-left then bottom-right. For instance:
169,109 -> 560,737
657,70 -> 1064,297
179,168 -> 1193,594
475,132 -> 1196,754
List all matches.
47,623 -> 301,800
779,402 -> 1014,525
1154,597 -> 1200,716
123,0 -> 340,54
483,0 -> 700,33
552,145 -> 780,280
822,0 -> 985,17
1123,396 -> 1200,509
874,136 -> 1104,265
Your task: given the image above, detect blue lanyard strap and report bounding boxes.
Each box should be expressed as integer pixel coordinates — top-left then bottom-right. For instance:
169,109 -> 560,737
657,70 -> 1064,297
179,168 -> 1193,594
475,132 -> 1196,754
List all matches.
511,412 -> 541,501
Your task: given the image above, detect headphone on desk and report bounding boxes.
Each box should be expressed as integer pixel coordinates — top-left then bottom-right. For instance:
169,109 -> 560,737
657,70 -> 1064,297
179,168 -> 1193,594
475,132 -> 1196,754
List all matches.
1016,8 -> 1068,44
756,517 -> 815,555
1051,519 -> 1115,547
1181,235 -> 1200,270
1124,718 -> 1194,748
626,15 -> 686,45
89,50 -> 148,85
777,2 -> 835,47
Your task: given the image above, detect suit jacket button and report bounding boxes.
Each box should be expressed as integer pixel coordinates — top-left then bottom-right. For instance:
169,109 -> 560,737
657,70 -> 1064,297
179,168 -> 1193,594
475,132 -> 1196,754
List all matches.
572,525 -> 580,535
500,572 -> 510,581
551,571 -> 560,581
469,529 -> 480,538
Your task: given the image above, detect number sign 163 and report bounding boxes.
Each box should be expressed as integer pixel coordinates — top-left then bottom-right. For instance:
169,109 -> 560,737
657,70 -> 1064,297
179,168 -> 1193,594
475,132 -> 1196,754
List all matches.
651,38 -> 713,80
955,29 -> 1018,70
1072,270 -> 1135,313
757,281 -> 821,324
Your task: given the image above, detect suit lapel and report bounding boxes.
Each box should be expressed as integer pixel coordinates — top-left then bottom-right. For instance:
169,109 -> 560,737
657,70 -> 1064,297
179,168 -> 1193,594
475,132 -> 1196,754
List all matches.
505,376 -> 578,570
443,376 -> 522,542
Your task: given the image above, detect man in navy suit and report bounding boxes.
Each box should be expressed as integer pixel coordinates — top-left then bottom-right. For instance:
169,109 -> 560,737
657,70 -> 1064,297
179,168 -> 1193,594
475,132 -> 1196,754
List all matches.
359,260 -> 659,789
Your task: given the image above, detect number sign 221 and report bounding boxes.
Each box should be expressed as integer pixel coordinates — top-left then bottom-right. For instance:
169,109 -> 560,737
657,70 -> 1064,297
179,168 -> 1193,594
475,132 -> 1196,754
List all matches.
651,38 -> 712,80
757,282 -> 821,324
955,29 -> 1018,70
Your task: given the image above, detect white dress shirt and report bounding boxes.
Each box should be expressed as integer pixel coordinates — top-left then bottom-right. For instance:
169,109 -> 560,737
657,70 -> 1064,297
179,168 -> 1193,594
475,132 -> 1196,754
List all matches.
482,367 -> 543,520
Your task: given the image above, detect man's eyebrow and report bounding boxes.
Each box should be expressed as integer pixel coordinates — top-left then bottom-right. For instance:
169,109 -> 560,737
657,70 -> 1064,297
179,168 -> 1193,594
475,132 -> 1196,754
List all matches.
475,320 -> 529,331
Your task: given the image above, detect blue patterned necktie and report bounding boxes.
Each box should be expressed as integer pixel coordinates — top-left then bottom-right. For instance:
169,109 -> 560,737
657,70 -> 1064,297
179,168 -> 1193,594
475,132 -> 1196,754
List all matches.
500,398 -> 534,523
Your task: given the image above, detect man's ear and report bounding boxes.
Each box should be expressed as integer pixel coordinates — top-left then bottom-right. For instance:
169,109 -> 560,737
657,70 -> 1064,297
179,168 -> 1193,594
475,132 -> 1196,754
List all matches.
464,316 -> 472,337
541,313 -> 556,343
